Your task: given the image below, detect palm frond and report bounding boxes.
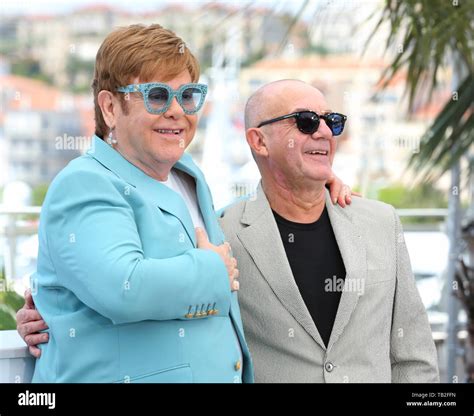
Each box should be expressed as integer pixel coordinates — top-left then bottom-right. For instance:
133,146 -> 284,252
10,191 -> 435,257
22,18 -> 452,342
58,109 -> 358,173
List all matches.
408,73 -> 474,182
367,0 -> 474,182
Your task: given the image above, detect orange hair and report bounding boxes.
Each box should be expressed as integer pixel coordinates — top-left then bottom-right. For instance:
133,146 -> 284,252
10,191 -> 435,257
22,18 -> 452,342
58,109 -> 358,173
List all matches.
92,24 -> 200,139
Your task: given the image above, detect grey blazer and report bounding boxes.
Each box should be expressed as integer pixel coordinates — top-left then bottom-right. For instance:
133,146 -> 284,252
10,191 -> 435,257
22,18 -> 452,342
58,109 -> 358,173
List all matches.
219,184 -> 439,383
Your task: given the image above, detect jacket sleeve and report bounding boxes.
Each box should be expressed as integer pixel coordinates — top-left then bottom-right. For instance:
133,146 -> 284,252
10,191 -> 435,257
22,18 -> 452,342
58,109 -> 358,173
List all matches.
42,169 -> 231,325
389,208 -> 440,382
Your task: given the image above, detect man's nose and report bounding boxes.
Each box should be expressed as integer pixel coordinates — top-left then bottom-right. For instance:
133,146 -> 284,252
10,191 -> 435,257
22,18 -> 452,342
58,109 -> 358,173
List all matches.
163,95 -> 184,117
312,118 -> 332,138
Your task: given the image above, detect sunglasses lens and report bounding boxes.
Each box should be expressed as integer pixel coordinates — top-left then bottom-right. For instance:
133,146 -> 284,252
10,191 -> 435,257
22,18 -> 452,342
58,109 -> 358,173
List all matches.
297,112 -> 319,134
148,87 -> 170,112
326,113 -> 345,136
180,87 -> 204,113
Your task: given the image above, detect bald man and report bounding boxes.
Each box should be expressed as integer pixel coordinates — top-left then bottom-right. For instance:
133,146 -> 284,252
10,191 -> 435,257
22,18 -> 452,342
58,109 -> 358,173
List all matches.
219,79 -> 439,383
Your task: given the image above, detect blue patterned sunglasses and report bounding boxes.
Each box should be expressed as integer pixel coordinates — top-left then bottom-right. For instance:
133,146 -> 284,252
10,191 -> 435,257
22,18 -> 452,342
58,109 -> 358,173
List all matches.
116,82 -> 208,115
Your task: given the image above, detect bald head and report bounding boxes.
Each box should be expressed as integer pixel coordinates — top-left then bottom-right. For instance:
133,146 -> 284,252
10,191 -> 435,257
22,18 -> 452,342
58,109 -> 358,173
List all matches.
243,78 -> 337,189
244,79 -> 325,130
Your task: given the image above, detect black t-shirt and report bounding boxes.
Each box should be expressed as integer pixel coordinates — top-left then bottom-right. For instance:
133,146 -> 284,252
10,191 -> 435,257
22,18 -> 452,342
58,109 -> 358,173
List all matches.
273,206 -> 346,347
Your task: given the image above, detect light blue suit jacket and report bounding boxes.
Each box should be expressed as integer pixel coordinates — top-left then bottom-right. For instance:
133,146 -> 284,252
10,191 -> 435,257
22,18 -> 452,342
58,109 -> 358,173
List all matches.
31,135 -> 254,383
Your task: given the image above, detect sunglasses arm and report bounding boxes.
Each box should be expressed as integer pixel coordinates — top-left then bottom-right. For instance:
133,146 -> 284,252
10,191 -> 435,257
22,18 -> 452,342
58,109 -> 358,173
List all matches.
258,112 -> 300,128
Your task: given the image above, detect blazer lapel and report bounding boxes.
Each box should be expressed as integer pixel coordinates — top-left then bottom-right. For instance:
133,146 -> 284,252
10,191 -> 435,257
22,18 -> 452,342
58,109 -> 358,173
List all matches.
325,191 -> 367,351
87,136 -> 197,246
174,156 -> 224,245
237,183 -> 326,350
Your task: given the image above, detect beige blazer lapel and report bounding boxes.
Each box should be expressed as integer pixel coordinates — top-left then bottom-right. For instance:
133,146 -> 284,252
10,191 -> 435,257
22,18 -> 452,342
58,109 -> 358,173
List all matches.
325,191 -> 367,351
236,183 -> 326,350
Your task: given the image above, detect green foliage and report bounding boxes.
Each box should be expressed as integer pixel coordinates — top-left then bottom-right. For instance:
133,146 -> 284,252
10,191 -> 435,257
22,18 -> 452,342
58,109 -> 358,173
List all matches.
408,73 -> 474,182
377,183 -> 448,209
11,58 -> 53,84
241,49 -> 266,68
0,268 -> 24,331
65,55 -> 95,92
32,184 -> 49,207
366,0 -> 474,182
303,44 -> 330,56
376,183 -> 448,224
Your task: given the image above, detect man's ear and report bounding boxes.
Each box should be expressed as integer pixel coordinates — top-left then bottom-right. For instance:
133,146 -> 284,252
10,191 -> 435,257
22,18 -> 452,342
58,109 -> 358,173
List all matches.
97,90 -> 119,130
246,128 -> 269,158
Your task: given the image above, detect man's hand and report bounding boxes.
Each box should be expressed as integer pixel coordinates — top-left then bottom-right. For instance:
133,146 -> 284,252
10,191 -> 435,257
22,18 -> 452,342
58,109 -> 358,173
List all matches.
16,288 -> 48,358
327,174 -> 362,208
196,227 -> 239,292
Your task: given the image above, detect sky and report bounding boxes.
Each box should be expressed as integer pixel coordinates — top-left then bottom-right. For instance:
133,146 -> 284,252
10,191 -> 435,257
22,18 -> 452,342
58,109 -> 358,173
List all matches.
0,0 -> 306,16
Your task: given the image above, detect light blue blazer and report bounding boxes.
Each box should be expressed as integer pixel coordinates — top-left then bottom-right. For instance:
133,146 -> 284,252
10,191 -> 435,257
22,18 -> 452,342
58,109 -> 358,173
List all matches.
31,135 -> 254,383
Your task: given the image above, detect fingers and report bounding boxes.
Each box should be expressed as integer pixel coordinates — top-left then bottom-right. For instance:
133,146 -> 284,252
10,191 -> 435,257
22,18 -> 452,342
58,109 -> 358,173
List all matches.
29,346 -> 41,358
225,252 -> 239,292
17,318 -> 49,340
336,185 -> 353,207
337,185 -> 347,208
24,288 -> 35,309
16,307 -> 43,326
345,190 -> 352,205
231,269 -> 240,292
194,232 -> 239,292
25,331 -> 49,348
195,227 -> 209,248
329,178 -> 342,204
225,255 -> 237,278
342,185 -> 352,206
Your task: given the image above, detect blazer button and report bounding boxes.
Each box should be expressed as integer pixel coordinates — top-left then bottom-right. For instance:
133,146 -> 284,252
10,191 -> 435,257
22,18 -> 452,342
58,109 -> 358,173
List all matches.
234,360 -> 241,371
325,362 -> 334,372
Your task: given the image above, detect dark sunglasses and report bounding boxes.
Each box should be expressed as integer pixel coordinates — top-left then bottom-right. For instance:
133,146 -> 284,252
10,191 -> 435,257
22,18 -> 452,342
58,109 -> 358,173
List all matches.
257,111 -> 347,136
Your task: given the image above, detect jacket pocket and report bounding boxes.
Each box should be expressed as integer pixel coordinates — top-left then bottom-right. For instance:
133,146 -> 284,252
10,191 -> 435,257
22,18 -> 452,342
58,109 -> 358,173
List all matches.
366,269 -> 393,285
114,364 -> 193,383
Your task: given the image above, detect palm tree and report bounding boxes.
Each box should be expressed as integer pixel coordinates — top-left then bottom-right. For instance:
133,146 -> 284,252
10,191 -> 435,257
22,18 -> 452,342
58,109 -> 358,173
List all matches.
366,0 -> 473,182
366,0 -> 474,384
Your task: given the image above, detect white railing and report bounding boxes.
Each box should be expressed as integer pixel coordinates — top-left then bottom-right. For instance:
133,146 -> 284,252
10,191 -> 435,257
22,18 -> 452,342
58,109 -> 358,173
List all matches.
0,206 -> 461,382
0,330 -> 35,383
1,207 -> 40,383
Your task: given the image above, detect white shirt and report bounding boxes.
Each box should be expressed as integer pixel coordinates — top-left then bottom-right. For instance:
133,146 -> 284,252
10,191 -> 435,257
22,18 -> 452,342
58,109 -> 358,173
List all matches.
160,168 -> 206,230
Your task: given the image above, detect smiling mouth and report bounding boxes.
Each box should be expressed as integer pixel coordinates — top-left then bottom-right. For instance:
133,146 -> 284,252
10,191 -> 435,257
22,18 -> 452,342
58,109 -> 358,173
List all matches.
304,150 -> 328,156
154,129 -> 183,135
